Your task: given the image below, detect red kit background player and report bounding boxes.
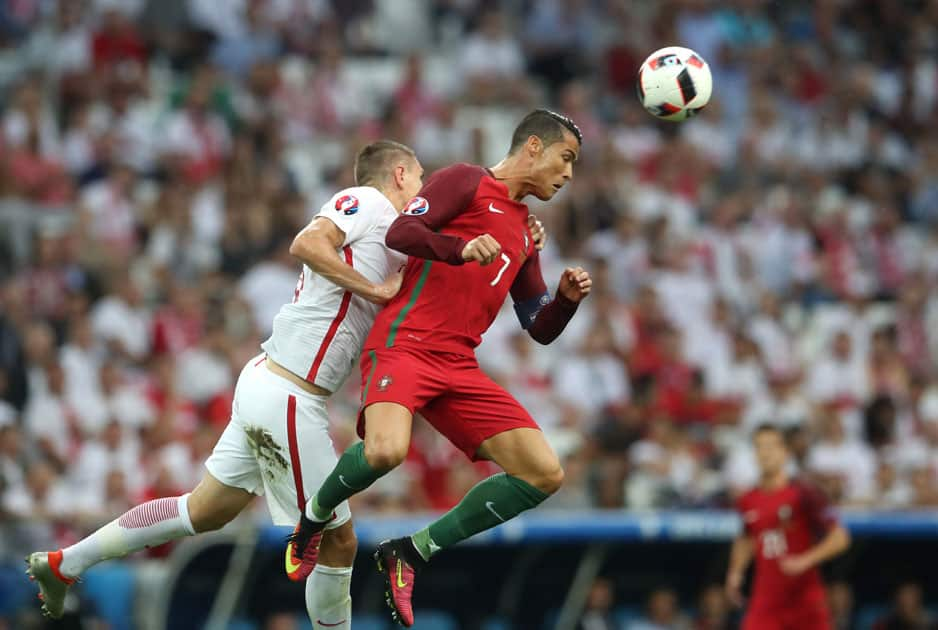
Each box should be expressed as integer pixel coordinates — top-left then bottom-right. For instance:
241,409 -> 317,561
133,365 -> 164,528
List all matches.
727,424 -> 852,630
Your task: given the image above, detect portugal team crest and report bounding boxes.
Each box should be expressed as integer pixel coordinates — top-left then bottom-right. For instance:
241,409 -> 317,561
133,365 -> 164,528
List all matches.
377,375 -> 393,391
403,197 -> 429,216
335,194 -> 359,215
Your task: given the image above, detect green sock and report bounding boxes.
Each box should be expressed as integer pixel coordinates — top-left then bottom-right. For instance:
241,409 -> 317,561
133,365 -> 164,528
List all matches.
307,442 -> 384,521
411,473 -> 549,560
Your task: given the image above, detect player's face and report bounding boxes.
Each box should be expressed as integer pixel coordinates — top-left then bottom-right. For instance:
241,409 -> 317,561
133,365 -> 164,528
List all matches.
754,430 -> 788,477
529,129 -> 579,201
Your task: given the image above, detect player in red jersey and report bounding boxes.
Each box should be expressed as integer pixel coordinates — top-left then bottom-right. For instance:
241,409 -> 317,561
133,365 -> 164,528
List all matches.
287,110 -> 590,626
726,424 -> 852,630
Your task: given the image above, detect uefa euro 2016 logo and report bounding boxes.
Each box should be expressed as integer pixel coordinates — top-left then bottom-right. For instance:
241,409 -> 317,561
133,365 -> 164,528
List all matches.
335,194 -> 359,215
403,197 -> 430,216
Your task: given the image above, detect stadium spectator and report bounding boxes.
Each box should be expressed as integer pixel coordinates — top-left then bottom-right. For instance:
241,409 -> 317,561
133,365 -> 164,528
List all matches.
694,584 -> 730,630
874,582 -> 935,630
827,580 -> 856,630
576,576 -> 617,630
628,586 -> 691,630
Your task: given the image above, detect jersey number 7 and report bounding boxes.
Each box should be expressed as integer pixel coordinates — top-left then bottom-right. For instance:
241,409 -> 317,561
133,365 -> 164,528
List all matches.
490,253 -> 511,286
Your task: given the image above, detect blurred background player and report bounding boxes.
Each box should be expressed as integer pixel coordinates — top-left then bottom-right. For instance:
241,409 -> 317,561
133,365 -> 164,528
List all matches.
726,423 -> 852,630
291,109 -> 591,627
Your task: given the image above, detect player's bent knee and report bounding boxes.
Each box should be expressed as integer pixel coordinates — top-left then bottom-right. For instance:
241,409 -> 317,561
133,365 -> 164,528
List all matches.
533,466 -> 565,495
363,439 -> 407,472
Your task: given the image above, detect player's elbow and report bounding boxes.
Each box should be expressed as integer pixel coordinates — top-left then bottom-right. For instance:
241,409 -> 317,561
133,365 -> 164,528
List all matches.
527,327 -> 557,346
835,525 -> 851,553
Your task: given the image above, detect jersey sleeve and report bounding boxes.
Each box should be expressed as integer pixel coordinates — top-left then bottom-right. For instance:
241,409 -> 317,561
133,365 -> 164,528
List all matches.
510,251 -> 579,343
314,190 -> 380,247
799,481 -> 838,537
735,494 -> 756,537
385,163 -> 486,265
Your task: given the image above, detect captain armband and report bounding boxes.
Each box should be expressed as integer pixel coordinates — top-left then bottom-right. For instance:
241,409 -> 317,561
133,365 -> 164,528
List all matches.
513,292 -> 551,329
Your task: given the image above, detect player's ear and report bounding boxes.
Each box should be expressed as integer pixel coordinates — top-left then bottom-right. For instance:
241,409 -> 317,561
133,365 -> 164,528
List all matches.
526,135 -> 542,157
392,164 -> 405,189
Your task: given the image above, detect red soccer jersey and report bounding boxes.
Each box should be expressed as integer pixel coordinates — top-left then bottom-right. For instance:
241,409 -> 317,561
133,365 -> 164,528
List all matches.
736,479 -> 837,612
364,163 -> 547,355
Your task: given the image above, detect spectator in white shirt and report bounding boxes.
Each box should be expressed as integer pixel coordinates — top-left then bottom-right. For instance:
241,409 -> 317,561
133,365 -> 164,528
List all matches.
24,363 -> 77,468
238,239 -> 299,337
161,67 -> 232,185
807,330 -> 869,408
807,409 -> 876,504
78,161 -> 139,262
553,323 -> 630,425
459,10 -> 527,104
90,273 -> 151,363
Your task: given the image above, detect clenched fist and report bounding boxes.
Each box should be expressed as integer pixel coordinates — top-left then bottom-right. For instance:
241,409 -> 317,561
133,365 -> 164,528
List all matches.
557,267 -> 592,303
462,234 -> 502,266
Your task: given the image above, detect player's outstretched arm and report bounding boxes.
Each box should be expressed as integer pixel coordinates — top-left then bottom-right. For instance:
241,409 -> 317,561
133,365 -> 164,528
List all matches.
511,260 -> 591,345
779,524 -> 851,576
725,535 -> 753,607
291,217 -> 403,305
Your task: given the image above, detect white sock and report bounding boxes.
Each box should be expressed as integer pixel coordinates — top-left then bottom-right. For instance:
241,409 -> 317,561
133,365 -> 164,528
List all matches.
59,494 -> 196,578
306,564 -> 352,629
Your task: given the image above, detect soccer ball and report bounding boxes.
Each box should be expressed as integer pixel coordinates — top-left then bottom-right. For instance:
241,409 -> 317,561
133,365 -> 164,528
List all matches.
637,46 -> 712,122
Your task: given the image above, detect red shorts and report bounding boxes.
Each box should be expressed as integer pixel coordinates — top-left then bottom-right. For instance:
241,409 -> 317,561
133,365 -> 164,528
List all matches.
743,599 -> 830,630
357,345 -> 540,460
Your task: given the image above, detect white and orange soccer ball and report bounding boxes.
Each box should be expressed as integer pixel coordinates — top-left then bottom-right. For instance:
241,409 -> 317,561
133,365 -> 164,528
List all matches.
637,46 -> 713,121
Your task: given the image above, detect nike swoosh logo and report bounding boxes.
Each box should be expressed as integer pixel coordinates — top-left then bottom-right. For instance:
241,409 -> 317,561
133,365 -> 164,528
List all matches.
396,559 -> 408,588
316,620 -> 347,627
285,545 -> 302,574
338,475 -> 354,489
488,203 -> 504,214
485,501 -> 505,522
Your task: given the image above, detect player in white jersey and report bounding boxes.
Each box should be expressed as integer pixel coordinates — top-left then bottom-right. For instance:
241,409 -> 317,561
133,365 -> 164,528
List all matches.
24,141 -> 424,628
25,140 -> 546,624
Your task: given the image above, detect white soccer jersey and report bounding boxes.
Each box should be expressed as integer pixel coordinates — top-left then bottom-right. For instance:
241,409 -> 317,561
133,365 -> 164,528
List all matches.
261,186 -> 405,392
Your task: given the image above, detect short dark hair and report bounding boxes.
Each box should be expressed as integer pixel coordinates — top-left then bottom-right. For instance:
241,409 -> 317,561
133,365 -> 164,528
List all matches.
353,140 -> 416,187
508,109 -> 583,154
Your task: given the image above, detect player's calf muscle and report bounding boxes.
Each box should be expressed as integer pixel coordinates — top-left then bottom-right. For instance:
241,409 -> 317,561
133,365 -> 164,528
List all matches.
319,522 -> 358,567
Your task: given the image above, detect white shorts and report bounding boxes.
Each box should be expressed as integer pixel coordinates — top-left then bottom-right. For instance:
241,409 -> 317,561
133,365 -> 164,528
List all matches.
205,355 -> 351,528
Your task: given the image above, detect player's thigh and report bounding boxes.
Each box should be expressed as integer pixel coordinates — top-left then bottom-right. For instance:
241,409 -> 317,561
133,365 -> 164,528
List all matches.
361,402 -> 414,469
259,390 -> 352,528
421,368 -> 546,465
188,471 -> 255,533
357,347 -> 446,463
204,362 -> 269,503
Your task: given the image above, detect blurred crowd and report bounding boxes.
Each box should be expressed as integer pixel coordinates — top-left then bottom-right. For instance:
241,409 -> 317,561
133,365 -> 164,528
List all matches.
2,0 -> 938,561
